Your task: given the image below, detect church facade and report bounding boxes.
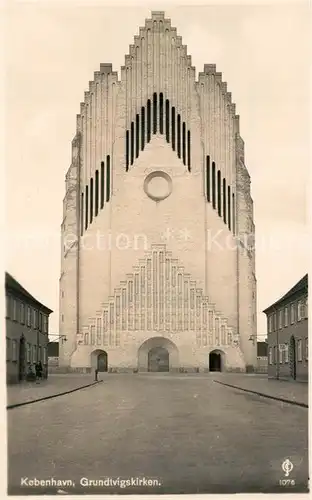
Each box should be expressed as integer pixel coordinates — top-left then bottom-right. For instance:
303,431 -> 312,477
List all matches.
59,11 -> 257,373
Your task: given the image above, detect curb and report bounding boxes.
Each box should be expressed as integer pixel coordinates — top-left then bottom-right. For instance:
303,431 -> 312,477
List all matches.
213,380 -> 308,408
7,380 -> 103,410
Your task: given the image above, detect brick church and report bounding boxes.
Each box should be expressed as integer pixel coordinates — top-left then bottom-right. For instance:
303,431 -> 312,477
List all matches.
59,11 -> 257,373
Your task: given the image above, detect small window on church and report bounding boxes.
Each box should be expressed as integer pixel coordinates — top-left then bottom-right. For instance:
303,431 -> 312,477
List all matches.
136,114 -> 139,158
130,121 -> 134,165
147,99 -> 151,142
106,155 -> 111,202
85,185 -> 89,229
141,107 -> 145,150
182,122 -> 186,165
177,114 -> 181,158
95,170 -> 99,216
217,170 -> 221,216
223,178 -> 226,224
101,161 -> 105,208
81,193 -> 84,235
159,93 -> 164,134
125,131 -> 129,171
171,107 -> 176,150
187,131 -> 191,171
206,156 -> 210,202
153,92 -> 157,134
227,185 -> 231,230
212,162 -> 216,209
90,177 -> 94,223
165,99 -> 170,142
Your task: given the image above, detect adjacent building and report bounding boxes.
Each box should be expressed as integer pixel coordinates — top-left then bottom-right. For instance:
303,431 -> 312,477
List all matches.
263,274 -> 308,381
5,272 -> 53,384
59,11 -> 257,373
256,341 -> 268,373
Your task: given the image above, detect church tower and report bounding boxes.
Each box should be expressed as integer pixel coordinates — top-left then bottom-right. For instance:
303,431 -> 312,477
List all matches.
59,11 -> 257,373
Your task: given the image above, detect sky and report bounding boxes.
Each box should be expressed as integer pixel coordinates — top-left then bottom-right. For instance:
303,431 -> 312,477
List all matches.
5,1 -> 310,339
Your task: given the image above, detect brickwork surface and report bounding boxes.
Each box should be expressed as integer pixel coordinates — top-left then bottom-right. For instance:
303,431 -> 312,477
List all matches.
7,374 -> 96,407
213,373 -> 308,406
8,374 -> 308,494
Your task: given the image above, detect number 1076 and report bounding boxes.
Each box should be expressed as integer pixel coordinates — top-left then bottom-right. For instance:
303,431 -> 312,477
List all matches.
279,479 -> 295,486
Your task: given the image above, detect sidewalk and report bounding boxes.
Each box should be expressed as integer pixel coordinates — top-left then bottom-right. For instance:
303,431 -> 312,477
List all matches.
213,373 -> 308,407
7,374 -> 100,408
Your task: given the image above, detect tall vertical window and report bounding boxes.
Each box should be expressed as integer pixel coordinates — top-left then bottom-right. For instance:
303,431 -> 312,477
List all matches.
90,178 -> 94,223
227,186 -> 231,231
222,178 -> 226,224
20,303 -> 25,324
33,309 -> 38,329
268,347 -> 272,365
284,343 -> 289,363
135,114 -> 140,158
182,122 -> 186,165
6,295 -> 10,318
290,303 -> 295,323
81,193 -> 84,235
187,131 -> 191,171
125,131 -> 129,171
13,299 -> 17,321
177,114 -> 181,158
165,99 -> 170,142
171,107 -> 176,150
278,309 -> 283,329
305,338 -> 308,360
6,338 -> 11,361
153,93 -> 157,134
232,193 -> 236,234
26,343 -> 31,363
273,312 -> 277,331
12,340 -> 17,361
39,312 -> 43,331
206,156 -> 210,202
100,162 -> 105,208
32,345 -> 37,363
95,170 -> 99,216
159,93 -> 164,134
147,100 -> 151,142
141,107 -> 145,150
284,307 -> 288,327
212,162 -> 216,209
27,306 -> 31,327
268,315 -> 273,333
130,121 -> 134,165
297,339 -> 302,361
106,155 -> 111,202
85,185 -> 89,230
217,170 -> 221,216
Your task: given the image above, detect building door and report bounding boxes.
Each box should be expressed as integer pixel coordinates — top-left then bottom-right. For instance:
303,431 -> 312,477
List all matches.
148,347 -> 169,372
209,351 -> 222,372
289,336 -> 296,380
18,335 -> 26,381
97,352 -> 108,372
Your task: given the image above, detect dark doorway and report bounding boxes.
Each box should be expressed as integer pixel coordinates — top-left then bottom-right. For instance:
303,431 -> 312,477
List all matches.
18,335 -> 26,381
209,351 -> 222,372
148,347 -> 169,372
289,336 -> 296,380
97,352 -> 108,372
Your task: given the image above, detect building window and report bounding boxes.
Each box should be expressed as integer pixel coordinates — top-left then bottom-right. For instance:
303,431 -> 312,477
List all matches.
12,299 -> 17,321
297,301 -> 302,321
299,300 -> 306,320
27,306 -> 31,327
278,345 -> 283,364
290,303 -> 295,324
33,309 -> 38,329
43,315 -> 48,333
273,312 -> 277,331
268,315 -> 273,333
284,307 -> 288,327
297,339 -> 302,361
305,338 -> 308,360
284,343 -> 289,363
39,312 -> 43,331
43,347 -> 47,364
32,345 -> 37,363
12,340 -> 17,362
6,295 -> 10,318
26,343 -> 31,363
38,346 -> 42,362
6,338 -> 11,361
278,310 -> 283,329
268,347 -> 273,365
20,303 -> 25,324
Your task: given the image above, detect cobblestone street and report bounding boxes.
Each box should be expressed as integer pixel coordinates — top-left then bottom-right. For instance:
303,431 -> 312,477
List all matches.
7,374 -> 308,494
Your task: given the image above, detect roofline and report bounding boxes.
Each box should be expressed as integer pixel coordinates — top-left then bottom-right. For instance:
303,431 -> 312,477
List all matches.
263,274 -> 308,314
5,272 -> 53,314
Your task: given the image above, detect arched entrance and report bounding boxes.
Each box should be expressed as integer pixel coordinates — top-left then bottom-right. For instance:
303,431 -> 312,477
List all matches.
91,350 -> 108,372
148,346 -> 169,372
289,336 -> 296,380
138,337 -> 179,372
209,350 -> 223,372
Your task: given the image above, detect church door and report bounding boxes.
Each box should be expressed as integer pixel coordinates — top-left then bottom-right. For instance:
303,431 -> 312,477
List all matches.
209,352 -> 222,372
148,347 -> 169,372
289,336 -> 296,380
97,352 -> 108,372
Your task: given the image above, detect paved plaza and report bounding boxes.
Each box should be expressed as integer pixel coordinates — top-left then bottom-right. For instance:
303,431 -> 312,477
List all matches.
7,374 -> 308,494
